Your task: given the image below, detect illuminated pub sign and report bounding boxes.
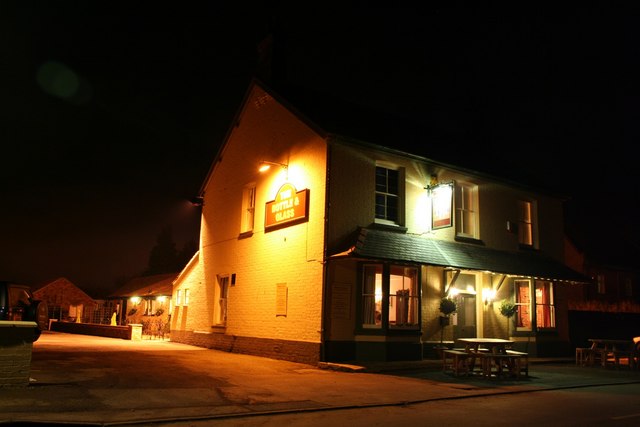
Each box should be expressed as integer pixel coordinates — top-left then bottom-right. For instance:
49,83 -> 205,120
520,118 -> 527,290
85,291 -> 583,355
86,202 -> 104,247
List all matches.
431,182 -> 453,229
265,183 -> 310,230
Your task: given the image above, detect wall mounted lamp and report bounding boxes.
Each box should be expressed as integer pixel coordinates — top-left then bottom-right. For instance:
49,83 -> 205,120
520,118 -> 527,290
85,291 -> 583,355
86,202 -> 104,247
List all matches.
483,288 -> 496,305
190,196 -> 204,207
258,160 -> 288,173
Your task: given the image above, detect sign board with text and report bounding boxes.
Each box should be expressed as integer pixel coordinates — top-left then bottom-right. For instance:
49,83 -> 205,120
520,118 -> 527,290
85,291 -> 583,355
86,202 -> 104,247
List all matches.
265,183 -> 310,231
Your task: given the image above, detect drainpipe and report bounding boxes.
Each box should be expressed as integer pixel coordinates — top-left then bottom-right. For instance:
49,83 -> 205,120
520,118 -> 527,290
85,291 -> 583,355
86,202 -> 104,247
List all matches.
319,140 -> 333,363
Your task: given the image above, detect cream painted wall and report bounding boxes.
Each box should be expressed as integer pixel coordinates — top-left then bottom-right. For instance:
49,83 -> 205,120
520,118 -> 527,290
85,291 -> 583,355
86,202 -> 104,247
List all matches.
187,84 -> 327,344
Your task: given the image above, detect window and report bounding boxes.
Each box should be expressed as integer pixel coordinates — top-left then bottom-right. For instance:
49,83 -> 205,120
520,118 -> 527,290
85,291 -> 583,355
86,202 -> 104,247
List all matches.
176,290 -> 182,306
515,280 -> 532,331
215,275 -> 229,326
515,279 -> 556,331
455,182 -> 478,238
240,184 -> 256,233
535,281 -> 555,329
362,265 -> 382,328
375,166 -> 402,225
184,289 -> 190,306
361,263 -> 419,330
389,266 -> 419,328
597,274 -> 605,294
518,200 -> 533,246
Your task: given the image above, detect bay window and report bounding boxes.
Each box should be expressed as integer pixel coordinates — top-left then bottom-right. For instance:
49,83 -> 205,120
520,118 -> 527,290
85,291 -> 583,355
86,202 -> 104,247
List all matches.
361,263 -> 419,330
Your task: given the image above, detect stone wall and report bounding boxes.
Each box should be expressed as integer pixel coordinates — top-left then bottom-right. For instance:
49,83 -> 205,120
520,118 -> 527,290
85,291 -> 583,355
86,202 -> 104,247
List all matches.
0,321 -> 38,387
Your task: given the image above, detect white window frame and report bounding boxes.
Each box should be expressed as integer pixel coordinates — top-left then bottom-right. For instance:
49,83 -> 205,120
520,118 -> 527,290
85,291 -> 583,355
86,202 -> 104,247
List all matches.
535,280 -> 555,329
361,263 -> 419,330
215,275 -> 229,326
518,200 -> 534,247
515,279 -> 532,332
175,290 -> 182,306
455,182 -> 479,239
184,288 -> 190,306
240,184 -> 256,234
375,164 -> 404,226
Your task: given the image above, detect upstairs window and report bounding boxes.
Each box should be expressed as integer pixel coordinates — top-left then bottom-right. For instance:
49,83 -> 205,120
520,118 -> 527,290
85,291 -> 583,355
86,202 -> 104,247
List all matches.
455,182 -> 478,239
518,200 -> 534,247
240,184 -> 256,234
375,166 -> 401,224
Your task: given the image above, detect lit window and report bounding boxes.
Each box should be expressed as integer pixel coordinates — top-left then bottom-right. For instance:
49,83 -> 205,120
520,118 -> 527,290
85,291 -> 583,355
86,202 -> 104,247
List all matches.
389,266 -> 419,328
176,290 -> 182,306
184,289 -> 189,306
535,281 -> 555,329
375,166 -> 403,225
362,265 -> 382,328
240,184 -> 256,233
455,182 -> 478,238
515,279 -> 532,331
597,274 -> 605,294
518,200 -> 534,246
215,275 -> 229,326
361,263 -> 419,330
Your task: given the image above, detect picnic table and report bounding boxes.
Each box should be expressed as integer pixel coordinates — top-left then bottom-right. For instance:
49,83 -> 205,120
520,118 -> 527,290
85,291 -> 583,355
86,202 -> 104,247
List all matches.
442,338 -> 528,378
576,338 -> 638,369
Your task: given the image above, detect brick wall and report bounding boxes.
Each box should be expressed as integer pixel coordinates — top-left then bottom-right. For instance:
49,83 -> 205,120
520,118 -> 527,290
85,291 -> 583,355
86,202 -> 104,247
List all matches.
171,330 -> 321,365
49,320 -> 133,339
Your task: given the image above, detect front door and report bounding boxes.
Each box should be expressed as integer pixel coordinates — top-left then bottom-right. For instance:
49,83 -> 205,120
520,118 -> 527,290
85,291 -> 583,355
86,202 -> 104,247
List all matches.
454,293 -> 477,339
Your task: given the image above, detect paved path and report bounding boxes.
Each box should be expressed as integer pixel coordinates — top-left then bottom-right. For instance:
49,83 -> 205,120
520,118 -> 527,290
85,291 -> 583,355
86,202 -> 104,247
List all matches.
1,331 -> 639,425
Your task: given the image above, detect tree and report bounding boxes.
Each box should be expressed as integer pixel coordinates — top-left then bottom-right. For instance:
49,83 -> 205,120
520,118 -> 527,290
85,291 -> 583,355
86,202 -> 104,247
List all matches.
144,226 -> 179,275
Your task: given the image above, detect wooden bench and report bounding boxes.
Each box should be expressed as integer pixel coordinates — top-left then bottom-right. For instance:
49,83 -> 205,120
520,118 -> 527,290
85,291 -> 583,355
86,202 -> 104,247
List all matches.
479,351 -> 527,378
442,349 -> 471,376
506,350 -> 529,377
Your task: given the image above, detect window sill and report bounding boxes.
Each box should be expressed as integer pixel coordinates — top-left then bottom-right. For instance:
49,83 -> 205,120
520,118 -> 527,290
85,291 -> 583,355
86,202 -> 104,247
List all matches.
454,236 -> 484,245
238,231 -> 253,239
518,244 -> 537,251
211,325 -> 226,334
371,222 -> 408,233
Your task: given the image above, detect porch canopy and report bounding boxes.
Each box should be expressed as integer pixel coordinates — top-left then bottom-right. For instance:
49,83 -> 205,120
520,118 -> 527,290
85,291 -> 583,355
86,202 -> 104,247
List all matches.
332,227 -> 591,284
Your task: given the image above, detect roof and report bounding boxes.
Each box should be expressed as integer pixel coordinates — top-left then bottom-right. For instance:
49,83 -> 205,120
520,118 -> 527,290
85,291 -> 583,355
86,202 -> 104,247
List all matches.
332,228 -> 591,284
108,273 -> 177,299
262,79 -> 563,197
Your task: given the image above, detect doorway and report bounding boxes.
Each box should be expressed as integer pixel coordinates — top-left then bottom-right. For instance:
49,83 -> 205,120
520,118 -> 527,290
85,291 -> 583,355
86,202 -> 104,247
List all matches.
453,293 -> 477,339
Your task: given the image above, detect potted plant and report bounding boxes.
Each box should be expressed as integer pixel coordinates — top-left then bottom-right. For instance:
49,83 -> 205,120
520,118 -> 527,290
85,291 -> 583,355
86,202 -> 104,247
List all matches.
499,299 -> 517,333
438,297 -> 457,347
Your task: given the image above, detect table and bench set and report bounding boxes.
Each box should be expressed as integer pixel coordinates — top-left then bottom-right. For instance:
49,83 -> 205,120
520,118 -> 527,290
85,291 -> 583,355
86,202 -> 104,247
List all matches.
575,337 -> 640,370
442,338 -> 528,379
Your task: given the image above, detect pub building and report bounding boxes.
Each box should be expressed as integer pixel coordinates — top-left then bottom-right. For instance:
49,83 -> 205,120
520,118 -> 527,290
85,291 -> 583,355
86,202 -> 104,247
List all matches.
170,79 -> 589,364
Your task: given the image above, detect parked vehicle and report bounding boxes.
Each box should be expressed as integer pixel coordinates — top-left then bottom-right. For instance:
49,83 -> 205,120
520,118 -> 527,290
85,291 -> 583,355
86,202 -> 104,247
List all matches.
0,281 -> 49,341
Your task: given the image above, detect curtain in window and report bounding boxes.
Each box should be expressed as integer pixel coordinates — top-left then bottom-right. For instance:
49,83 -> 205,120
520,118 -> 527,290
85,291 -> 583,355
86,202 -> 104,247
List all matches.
362,266 -> 378,326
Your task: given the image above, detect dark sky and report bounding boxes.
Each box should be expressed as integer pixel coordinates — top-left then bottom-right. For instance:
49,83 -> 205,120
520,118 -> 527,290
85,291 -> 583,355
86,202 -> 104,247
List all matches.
1,3 -> 635,296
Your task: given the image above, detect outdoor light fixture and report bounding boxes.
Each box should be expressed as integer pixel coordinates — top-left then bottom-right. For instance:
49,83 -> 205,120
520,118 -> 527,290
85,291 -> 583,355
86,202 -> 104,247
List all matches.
190,196 -> 204,207
258,160 -> 288,172
483,288 -> 496,305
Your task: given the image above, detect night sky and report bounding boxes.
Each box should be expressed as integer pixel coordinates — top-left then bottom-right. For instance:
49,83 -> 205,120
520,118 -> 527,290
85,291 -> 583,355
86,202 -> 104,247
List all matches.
1,3 -> 635,296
